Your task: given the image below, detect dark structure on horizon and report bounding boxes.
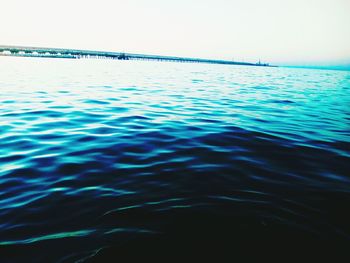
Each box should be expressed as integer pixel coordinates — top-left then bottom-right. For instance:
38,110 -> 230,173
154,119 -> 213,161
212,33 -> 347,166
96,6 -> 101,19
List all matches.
0,45 -> 273,67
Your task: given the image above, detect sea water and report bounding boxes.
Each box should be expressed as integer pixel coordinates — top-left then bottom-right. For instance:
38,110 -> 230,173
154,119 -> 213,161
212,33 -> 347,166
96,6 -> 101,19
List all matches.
0,57 -> 350,261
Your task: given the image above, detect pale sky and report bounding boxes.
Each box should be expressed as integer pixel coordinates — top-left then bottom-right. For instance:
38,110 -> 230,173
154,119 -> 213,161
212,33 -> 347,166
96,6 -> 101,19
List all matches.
1,0 -> 350,65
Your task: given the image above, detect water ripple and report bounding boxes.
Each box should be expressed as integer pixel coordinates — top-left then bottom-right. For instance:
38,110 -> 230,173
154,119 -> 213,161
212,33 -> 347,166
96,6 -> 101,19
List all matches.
0,58 -> 350,262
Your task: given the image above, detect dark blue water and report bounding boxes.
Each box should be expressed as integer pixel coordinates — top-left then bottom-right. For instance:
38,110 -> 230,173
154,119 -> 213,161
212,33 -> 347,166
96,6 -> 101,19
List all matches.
1,57 -> 350,262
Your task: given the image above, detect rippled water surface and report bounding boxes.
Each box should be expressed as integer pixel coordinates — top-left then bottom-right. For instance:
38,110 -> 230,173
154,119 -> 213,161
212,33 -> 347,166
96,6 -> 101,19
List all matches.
1,57 -> 350,262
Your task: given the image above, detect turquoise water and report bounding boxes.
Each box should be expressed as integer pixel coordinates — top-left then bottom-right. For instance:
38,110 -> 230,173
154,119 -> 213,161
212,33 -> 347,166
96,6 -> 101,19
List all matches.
0,57 -> 350,261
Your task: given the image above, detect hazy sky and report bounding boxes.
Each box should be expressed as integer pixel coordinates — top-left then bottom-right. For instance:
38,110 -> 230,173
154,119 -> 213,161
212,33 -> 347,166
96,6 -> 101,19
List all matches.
1,0 -> 350,65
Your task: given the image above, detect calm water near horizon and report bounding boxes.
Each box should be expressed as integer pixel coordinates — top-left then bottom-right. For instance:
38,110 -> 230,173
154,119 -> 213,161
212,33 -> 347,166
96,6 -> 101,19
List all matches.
0,57 -> 350,262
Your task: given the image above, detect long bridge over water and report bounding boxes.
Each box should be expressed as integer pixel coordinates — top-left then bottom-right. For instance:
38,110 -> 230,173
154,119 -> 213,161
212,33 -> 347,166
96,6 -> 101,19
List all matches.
0,45 -> 272,67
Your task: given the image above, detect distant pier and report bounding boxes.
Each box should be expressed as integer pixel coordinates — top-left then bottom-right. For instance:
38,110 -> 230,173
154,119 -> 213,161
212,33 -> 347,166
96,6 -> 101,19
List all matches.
0,45 -> 273,67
